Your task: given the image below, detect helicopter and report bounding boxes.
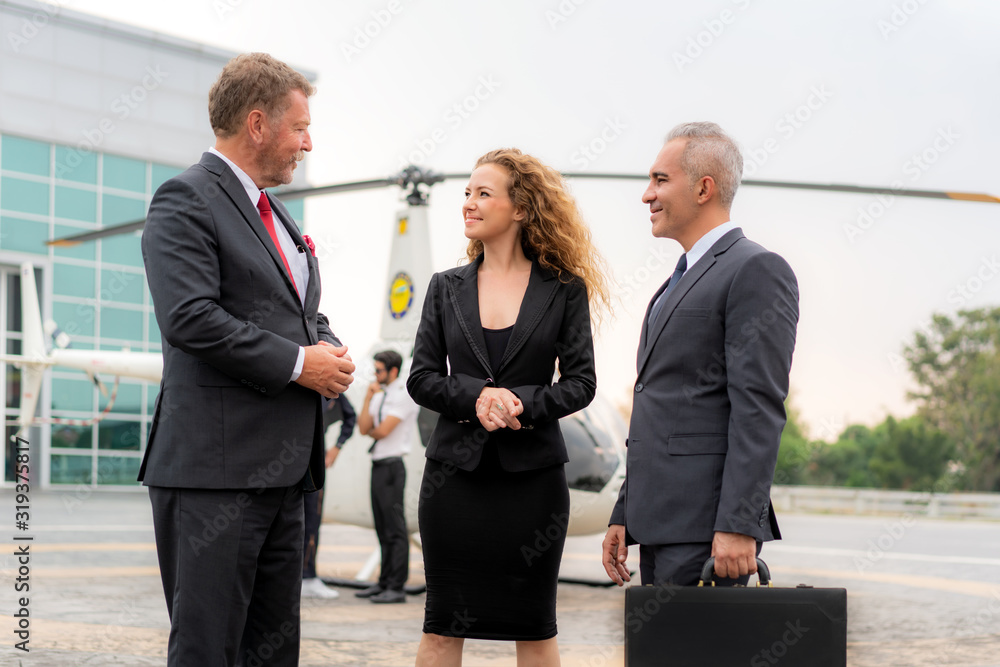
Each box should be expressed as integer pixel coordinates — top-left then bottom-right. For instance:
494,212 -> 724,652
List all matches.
15,166 -> 998,575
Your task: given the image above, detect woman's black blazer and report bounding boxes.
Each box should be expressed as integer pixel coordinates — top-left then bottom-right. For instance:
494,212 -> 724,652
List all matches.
406,254 -> 597,472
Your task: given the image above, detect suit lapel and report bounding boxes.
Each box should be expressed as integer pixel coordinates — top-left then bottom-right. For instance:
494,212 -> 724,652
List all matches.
496,260 -> 559,374
636,229 -> 745,376
445,257 -> 493,378
203,153 -> 303,305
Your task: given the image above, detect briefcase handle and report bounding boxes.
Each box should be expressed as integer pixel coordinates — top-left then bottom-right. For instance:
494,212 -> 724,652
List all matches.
698,557 -> 772,587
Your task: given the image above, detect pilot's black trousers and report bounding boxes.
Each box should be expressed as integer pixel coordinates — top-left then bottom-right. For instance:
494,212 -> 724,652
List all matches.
371,456 -> 409,591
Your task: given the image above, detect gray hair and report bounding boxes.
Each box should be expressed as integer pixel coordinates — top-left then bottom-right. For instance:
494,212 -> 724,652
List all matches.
665,122 -> 743,209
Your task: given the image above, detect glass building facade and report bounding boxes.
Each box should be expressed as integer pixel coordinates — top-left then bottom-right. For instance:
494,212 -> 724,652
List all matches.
0,132 -> 306,488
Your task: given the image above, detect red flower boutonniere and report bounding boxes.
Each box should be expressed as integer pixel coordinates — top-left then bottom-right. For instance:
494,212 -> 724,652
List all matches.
302,234 -> 316,257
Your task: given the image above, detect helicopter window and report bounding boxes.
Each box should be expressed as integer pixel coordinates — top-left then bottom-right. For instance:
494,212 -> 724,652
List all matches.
562,415 -> 619,493
417,407 -> 439,447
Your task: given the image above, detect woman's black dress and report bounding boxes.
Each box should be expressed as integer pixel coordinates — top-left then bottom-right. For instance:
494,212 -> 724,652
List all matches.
418,325 -> 570,641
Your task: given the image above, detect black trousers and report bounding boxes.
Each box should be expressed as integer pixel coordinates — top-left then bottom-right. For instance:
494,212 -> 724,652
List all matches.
302,488 -> 323,579
370,457 -> 409,591
149,485 -> 304,667
639,540 -> 763,587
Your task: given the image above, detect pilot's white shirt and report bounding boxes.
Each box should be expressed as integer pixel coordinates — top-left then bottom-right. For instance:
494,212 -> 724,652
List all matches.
369,377 -> 419,461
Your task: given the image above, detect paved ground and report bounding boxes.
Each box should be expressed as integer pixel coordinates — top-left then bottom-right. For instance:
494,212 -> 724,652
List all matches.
0,488 -> 998,666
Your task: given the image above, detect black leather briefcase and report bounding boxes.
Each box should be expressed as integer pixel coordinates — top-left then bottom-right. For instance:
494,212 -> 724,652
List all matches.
624,558 -> 847,667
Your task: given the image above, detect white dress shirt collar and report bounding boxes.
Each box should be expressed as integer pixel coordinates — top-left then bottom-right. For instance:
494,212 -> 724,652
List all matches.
208,146 -> 261,206
685,221 -> 739,272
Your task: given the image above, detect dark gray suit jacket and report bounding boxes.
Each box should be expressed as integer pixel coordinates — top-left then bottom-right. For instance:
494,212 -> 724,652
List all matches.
139,152 -> 337,491
407,255 -> 597,472
610,228 -> 798,545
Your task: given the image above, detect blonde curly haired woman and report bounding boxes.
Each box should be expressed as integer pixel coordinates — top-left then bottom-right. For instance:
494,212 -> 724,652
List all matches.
407,148 -> 610,666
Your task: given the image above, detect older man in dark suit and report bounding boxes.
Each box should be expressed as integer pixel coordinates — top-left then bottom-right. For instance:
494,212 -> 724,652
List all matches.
603,122 -> 798,587
140,53 -> 354,666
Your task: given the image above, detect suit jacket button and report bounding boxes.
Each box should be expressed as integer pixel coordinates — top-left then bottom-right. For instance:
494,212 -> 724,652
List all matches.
634,382 -> 644,392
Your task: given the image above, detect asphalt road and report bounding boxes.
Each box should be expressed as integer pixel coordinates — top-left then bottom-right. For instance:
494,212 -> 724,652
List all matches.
0,488 -> 998,666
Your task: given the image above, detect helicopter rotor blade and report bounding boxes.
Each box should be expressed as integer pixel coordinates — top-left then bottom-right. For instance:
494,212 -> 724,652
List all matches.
44,168 -> 1000,246
273,177 -> 402,200
45,176 -> 406,247
738,178 -> 1000,203
436,171 -> 1000,203
46,220 -> 147,247
557,172 -> 1000,203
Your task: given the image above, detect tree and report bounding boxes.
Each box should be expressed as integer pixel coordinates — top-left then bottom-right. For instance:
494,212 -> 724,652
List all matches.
807,424 -> 878,488
867,416 -> 955,491
904,308 -> 1000,491
774,398 -> 813,485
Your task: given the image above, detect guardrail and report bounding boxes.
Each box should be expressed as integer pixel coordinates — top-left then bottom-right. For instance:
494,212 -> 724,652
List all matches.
771,485 -> 1000,520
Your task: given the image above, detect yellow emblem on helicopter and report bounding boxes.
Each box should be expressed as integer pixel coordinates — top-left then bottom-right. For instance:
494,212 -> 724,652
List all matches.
388,272 -> 414,320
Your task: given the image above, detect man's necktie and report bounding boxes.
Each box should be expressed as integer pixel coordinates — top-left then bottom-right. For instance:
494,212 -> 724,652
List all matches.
647,253 -> 688,329
256,192 -> 298,297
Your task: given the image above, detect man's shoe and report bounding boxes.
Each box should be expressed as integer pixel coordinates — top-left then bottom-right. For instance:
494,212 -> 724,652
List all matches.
354,584 -> 385,599
369,589 -> 406,604
301,577 -> 340,599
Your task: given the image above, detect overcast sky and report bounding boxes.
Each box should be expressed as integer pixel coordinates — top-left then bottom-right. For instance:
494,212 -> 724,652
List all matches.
68,0 -> 1000,439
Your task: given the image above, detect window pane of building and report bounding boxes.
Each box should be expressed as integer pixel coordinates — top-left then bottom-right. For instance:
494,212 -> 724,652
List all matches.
100,306 -> 143,341
1,178 -> 49,216
103,154 -> 146,193
101,193 -> 145,225
51,423 -> 93,451
99,382 -> 142,414
50,453 -> 93,484
6,273 -> 21,332
98,419 -> 142,451
96,455 -> 141,485
100,268 -> 144,305
54,263 -> 96,299
51,377 -> 95,413
100,234 -> 143,267
55,146 -> 98,184
0,217 -> 48,255
55,185 -> 97,223
1,135 -> 50,177
5,363 -> 20,410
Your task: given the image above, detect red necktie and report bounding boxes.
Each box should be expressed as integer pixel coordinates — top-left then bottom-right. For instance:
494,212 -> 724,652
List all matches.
256,192 -> 299,297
